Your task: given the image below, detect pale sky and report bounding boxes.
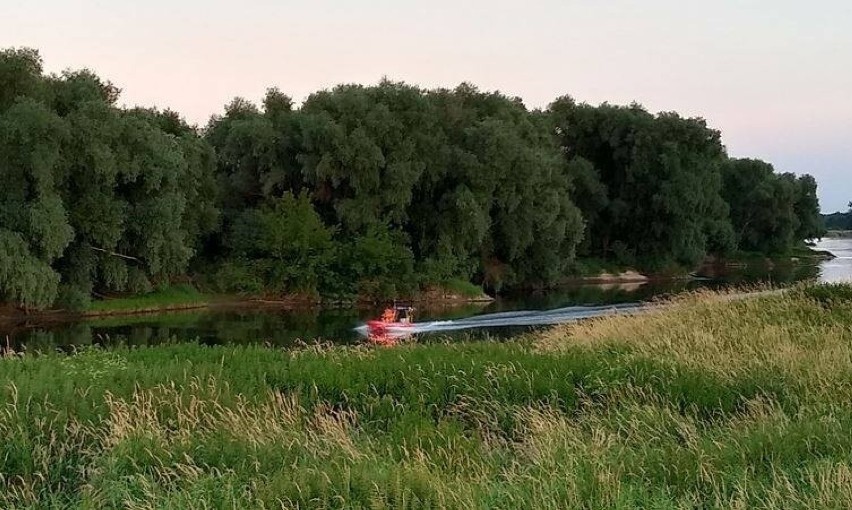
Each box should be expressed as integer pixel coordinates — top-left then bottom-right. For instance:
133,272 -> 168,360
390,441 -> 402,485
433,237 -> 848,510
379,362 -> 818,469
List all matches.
4,0 -> 851,212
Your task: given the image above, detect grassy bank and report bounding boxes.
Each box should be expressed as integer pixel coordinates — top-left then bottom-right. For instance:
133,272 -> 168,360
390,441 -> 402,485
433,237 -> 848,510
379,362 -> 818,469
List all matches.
85,284 -> 211,315
0,281 -> 491,320
3,286 -> 852,508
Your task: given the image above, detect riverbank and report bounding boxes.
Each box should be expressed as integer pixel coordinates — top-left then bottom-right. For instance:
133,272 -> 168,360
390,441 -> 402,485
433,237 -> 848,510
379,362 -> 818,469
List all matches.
0,281 -> 495,321
0,244 -> 836,322
565,245 -> 835,284
703,245 -> 834,268
2,284 -> 852,508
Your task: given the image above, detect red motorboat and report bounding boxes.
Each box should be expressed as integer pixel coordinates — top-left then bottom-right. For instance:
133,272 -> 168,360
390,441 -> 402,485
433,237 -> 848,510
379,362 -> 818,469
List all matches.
366,303 -> 416,345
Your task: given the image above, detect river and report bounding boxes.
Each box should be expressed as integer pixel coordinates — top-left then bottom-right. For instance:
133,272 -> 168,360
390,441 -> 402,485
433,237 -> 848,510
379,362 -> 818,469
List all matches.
3,238 -> 852,350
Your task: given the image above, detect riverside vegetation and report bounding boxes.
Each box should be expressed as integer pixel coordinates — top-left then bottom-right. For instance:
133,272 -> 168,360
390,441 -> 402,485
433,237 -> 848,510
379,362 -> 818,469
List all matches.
823,202 -> 852,235
0,47 -> 828,313
3,284 -> 852,508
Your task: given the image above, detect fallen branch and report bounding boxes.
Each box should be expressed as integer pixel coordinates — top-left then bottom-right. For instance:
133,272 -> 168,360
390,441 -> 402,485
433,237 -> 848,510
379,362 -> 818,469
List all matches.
90,246 -> 141,262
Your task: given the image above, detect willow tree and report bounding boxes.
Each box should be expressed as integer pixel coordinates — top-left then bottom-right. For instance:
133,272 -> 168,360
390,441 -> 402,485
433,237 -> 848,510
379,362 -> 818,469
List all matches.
548,97 -> 734,268
0,97 -> 69,309
720,159 -> 818,253
0,48 -> 218,309
414,86 -> 583,288
792,174 -> 823,241
52,73 -> 218,304
0,49 -> 72,308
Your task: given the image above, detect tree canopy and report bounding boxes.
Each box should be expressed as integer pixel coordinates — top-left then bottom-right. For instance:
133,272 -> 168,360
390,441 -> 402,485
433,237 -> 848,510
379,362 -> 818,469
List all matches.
721,159 -> 824,252
0,48 -> 218,309
0,48 -> 826,309
547,98 -> 736,268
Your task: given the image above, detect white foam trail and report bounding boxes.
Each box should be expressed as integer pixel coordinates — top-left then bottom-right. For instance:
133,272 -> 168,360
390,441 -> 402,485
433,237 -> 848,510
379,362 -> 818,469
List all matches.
355,303 -> 644,337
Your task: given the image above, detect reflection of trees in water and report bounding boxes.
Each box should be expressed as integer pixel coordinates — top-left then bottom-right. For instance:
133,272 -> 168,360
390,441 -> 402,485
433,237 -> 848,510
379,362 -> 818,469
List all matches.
15,323 -> 94,352
196,309 -> 362,346
712,263 -> 820,286
495,281 -> 693,311
9,309 -> 365,351
5,263 -> 827,351
79,308 -> 366,348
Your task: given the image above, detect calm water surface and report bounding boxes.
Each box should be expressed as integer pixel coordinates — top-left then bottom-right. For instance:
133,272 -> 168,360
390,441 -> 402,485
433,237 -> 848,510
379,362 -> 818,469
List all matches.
4,238 -> 852,350
814,238 -> 852,284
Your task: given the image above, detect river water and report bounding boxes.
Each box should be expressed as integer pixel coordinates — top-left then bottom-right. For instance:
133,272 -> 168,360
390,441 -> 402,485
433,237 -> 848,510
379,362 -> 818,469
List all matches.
814,238 -> 852,284
4,239 -> 852,350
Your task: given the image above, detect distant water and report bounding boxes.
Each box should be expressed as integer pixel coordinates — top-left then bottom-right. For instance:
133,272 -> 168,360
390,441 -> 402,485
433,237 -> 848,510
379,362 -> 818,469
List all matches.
815,238 -> 852,284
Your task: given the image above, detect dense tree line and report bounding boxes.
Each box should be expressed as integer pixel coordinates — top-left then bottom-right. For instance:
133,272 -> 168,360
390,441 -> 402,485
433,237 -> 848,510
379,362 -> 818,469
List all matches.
0,49 -> 824,309
206,83 -> 583,296
823,203 -> 852,231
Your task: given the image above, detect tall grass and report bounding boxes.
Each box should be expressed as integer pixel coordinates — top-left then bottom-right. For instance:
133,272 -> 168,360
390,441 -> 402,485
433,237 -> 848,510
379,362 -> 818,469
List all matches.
1,285 -> 852,508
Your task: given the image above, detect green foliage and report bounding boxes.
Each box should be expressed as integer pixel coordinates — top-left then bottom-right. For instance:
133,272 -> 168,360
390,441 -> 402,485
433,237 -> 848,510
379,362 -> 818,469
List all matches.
0,47 -> 44,109
54,282 -> 91,311
792,174 -> 824,240
208,260 -> 264,294
440,277 -> 485,298
3,287 -> 852,507
208,81 -> 587,296
0,229 -> 60,309
205,90 -> 301,213
800,283 -> 852,304
565,257 -> 627,277
208,81 -> 582,294
227,193 -> 336,293
87,284 -> 206,313
298,81 -> 438,233
823,202 -> 852,231
548,98 -> 736,269
126,267 -> 153,295
0,47 -> 827,308
721,159 -> 812,253
343,224 -> 417,299
548,97 -> 820,268
0,97 -> 69,232
0,48 -> 218,309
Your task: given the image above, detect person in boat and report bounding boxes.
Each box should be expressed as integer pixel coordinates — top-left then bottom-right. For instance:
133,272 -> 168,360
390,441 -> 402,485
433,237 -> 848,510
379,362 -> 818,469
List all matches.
367,304 -> 416,345
397,305 -> 412,324
379,304 -> 415,324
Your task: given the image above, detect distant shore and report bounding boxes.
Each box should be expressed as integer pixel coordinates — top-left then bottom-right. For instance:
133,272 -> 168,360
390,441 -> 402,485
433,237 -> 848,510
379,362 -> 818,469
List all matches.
825,230 -> 852,239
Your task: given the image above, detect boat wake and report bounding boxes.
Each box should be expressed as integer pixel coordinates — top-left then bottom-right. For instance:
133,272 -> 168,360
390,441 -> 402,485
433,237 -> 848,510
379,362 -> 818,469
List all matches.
355,302 -> 644,337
